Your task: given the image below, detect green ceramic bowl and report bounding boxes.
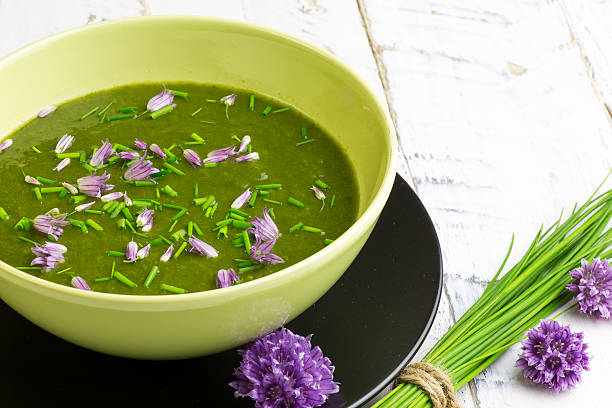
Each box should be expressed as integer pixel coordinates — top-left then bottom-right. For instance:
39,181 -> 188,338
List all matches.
0,16 -> 396,359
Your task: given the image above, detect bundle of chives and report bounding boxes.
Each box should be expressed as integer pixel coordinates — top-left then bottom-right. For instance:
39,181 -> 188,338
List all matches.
375,182 -> 612,408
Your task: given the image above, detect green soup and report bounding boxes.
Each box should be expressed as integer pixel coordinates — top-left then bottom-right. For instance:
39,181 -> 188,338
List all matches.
0,82 -> 359,295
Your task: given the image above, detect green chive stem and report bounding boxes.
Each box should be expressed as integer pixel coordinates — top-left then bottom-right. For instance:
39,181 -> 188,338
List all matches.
114,271 -> 137,288
200,120 -> 216,125
287,197 -> 306,208
84,209 -> 103,215
263,198 -> 282,205
271,107 -> 291,114
242,230 -> 251,254
191,107 -> 203,117
255,184 -> 282,190
187,221 -> 194,237
33,187 -> 42,200
330,195 -> 336,208
239,265 -> 263,274
302,226 -> 323,233
162,162 -> 185,176
144,266 -> 159,288
18,236 -> 39,246
107,250 -> 125,257
301,127 -> 308,139
80,106 -> 99,120
56,267 -> 72,275
192,222 -> 203,236
150,104 -> 174,119
248,190 -> 258,207
324,238 -> 335,245
168,89 -> 188,98
204,162 -> 217,168
108,114 -> 135,121
98,101 -> 114,116
86,219 -> 103,231
249,95 -> 255,111
315,180 -> 329,189
31,146 -> 41,153
230,208 -> 250,218
289,222 -> 304,232
232,220 -> 252,229
262,106 -> 272,116
16,266 -> 41,270
162,185 -> 178,197
170,208 -> 188,222
94,277 -> 112,283
206,99 -> 217,103
36,176 -> 55,184
296,139 -> 315,147
160,283 -> 187,294
168,219 -> 178,233
174,241 -> 188,259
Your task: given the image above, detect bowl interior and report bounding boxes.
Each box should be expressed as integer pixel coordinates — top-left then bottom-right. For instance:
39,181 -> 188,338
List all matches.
0,17 -> 393,217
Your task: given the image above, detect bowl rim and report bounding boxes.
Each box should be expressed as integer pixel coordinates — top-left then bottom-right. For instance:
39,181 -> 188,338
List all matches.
0,15 -> 397,304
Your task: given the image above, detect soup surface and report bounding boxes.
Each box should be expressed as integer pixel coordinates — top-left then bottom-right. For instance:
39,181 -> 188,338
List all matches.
0,82 -> 359,295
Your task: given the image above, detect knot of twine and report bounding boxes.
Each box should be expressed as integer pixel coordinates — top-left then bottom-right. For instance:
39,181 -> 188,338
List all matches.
396,362 -> 460,408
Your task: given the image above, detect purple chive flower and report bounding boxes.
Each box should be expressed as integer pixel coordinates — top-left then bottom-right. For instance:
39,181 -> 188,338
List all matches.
231,188 -> 252,209
220,93 -> 237,119
77,171 -> 113,198
134,138 -> 148,150
183,149 -> 202,167
235,152 -> 259,163
117,150 -> 140,161
149,143 -> 167,160
25,175 -> 42,186
567,258 -> 612,319
250,238 -> 285,265
126,241 -> 138,261
216,268 -> 238,288
75,201 -> 96,212
62,182 -> 78,195
33,209 -> 69,240
160,245 -> 174,262
0,139 -> 13,153
230,327 -> 339,408
38,106 -> 57,118
124,192 -> 133,207
30,242 -> 67,272
238,135 -> 251,153
188,237 -> 218,258
101,192 -> 124,202
136,209 -> 154,232
137,244 -> 151,260
124,153 -> 160,182
55,134 -> 74,154
54,158 -> 71,172
147,86 -> 174,112
248,207 -> 280,242
90,139 -> 114,168
203,145 -> 237,164
71,276 -> 91,291
311,186 -> 326,201
516,320 -> 589,392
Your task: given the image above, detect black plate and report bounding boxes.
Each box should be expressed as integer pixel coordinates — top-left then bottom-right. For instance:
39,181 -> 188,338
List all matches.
0,174 -> 442,407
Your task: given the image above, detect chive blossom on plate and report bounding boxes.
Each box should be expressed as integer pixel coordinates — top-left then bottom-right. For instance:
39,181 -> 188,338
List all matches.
30,242 -> 67,272
101,191 -> 124,202
124,152 -> 160,182
216,268 -> 238,288
90,139 -> 114,168
33,209 -> 69,240
235,152 -> 259,163
77,171 -> 114,197
188,236 -> 218,258
160,245 -> 174,262
0,139 -> 12,153
53,158 -> 71,172
71,276 -> 91,291
136,209 -> 154,232
147,86 -> 175,112
231,188 -> 252,209
38,106 -> 57,118
55,134 -> 74,154
183,149 -> 202,167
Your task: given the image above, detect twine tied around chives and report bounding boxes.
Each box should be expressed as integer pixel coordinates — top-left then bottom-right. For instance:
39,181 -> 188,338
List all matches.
396,362 -> 460,408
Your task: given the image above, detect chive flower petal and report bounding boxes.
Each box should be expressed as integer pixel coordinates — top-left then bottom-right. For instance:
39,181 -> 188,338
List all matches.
203,145 -> 237,164
75,201 -> 96,212
311,185 -> 326,201
147,86 -> 174,112
134,138 -> 148,150
117,151 -> 140,161
230,327 -> 339,408
566,258 -> 612,319
38,106 -> 57,118
77,171 -> 113,198
231,188 -> 252,209
0,139 -> 13,153
160,245 -> 173,262
90,139 -> 114,168
30,242 -> 67,272
137,244 -> 151,260
136,209 -> 154,232
516,320 -> 589,391
150,144 -> 167,160
71,276 -> 91,291
101,192 -> 124,202
25,175 -> 42,186
220,93 -> 236,107
235,152 -> 259,163
62,182 -> 79,195
124,192 -> 133,207
248,207 -> 279,242
55,134 -> 74,154
124,152 -> 160,182
33,209 -> 69,240
126,240 -> 138,261
53,158 -> 71,172
183,149 -> 202,167
238,135 -> 251,154
188,236 -> 218,258
216,268 -> 238,288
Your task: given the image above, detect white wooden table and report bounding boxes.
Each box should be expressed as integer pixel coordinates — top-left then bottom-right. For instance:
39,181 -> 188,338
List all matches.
2,1 -> 611,407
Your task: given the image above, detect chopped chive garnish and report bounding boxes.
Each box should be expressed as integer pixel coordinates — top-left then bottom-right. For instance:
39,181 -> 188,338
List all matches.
40,186 -> 64,194
135,180 -> 156,187
162,185 -> 178,197
233,258 -> 250,263
249,95 -> 255,111
230,213 -> 246,221
269,208 -> 276,219
206,99 -> 217,103
16,266 -> 41,270
13,217 -> 32,231
171,229 -> 186,242
84,209 -> 103,215
168,219 -> 178,233
33,187 -> 42,200
122,207 -> 133,220
144,266 -> 159,288
31,146 -> 41,153
170,208 -> 187,222
296,139 -> 315,147
36,176 -> 55,185
230,208 -> 249,218
183,141 -> 204,145
99,111 -> 107,124
149,237 -> 164,246
56,267 -> 72,275
162,162 -> 185,176
315,179 -> 329,189
193,197 -> 208,206
217,225 -> 228,239
150,104 -> 174,119
287,197 -> 306,208
69,219 -> 86,228
191,107 -> 203,116
215,219 -> 233,228
262,106 -> 272,116
132,200 -> 151,208
82,162 -> 95,173
248,190 -> 258,208
289,222 -> 304,232
110,202 -> 125,219
113,144 -> 129,152
271,107 -> 291,114
107,250 -> 124,257
86,219 -> 103,231
302,226 -> 323,233
263,198 -> 282,205
248,144 -> 252,154
117,219 -> 127,230
210,202 -> 218,217
94,277 -> 111,283
187,221 -> 194,237
200,120 -> 216,125
330,195 -> 336,208
159,236 -> 172,245
168,89 -> 189,98
114,271 -> 137,288
324,238 -> 334,245
239,264 -> 263,274
18,236 -> 39,246
204,206 -> 213,218
191,133 -> 205,143
80,152 -> 86,162
98,101 -> 114,116
232,135 -> 242,143
103,201 -> 117,213
301,127 -> 308,138
174,241 -> 187,259
125,219 -> 136,233
80,106 -> 99,120
258,190 -> 270,196
232,220 -> 252,229
70,195 -> 88,204
192,222 -> 203,236
108,113 -> 135,121
58,188 -> 69,198
194,183 -> 199,197
119,107 -> 137,113
255,184 -> 282,190
202,195 -> 215,209
238,261 -> 256,268
204,162 -> 218,168
242,230 -> 251,254
0,207 -> 8,221
162,203 -> 185,211
160,283 -> 187,294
